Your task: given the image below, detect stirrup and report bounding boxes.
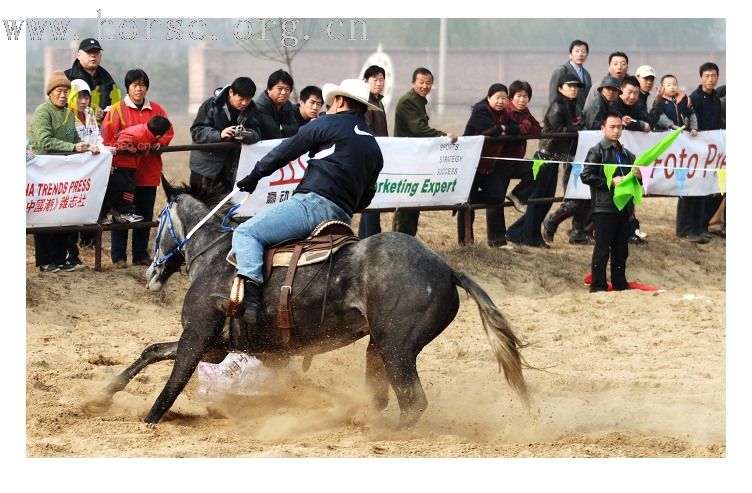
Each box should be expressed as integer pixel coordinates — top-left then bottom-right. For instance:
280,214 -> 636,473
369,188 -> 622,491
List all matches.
211,277 -> 246,319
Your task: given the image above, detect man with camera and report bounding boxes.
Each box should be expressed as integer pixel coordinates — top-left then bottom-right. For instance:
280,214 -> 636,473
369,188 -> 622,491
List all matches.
189,77 -> 263,193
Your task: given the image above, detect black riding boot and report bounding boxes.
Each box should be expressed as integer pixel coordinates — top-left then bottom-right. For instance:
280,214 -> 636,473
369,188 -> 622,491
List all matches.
211,278 -> 263,326
241,280 -> 262,325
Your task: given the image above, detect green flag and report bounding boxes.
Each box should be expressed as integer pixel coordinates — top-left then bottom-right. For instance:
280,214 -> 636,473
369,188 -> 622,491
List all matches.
604,164 -> 618,190
612,126 -> 685,209
532,159 -> 546,180
613,173 -> 644,210
633,126 -> 685,166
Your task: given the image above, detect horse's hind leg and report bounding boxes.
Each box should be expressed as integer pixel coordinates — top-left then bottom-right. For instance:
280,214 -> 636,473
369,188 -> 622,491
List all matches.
380,350 -> 427,428
85,341 -> 179,414
365,336 -> 389,411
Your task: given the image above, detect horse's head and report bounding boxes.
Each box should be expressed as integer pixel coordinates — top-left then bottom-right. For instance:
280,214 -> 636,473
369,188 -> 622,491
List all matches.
145,176 -> 189,291
146,175 -> 235,291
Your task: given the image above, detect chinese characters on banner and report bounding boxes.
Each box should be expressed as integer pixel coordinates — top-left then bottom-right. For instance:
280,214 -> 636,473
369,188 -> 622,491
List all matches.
232,135 -> 485,216
26,152 -> 111,227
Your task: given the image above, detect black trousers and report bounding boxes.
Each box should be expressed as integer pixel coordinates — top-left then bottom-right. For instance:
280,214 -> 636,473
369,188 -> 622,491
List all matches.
505,155 -> 558,246
591,210 -> 631,292
676,196 -> 706,237
456,167 -> 510,245
33,233 -> 73,266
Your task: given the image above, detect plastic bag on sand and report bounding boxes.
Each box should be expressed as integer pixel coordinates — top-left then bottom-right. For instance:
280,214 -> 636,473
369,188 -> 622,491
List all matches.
197,352 -> 273,397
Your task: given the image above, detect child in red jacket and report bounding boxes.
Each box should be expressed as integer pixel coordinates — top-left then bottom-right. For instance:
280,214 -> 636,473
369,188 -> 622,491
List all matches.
112,115 -> 172,223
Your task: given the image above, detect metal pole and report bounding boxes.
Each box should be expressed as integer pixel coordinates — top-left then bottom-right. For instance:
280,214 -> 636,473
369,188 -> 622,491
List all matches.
437,18 -> 447,116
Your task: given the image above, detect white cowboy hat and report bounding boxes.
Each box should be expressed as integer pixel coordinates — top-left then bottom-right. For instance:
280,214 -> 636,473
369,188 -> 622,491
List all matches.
322,79 -> 383,112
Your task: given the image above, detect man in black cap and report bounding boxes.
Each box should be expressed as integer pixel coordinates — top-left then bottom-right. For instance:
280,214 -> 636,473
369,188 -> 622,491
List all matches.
64,38 -> 117,124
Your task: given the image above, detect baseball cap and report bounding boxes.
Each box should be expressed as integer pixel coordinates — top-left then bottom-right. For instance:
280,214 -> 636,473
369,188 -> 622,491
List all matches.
79,38 -> 103,52
557,72 -> 584,88
635,65 -> 656,78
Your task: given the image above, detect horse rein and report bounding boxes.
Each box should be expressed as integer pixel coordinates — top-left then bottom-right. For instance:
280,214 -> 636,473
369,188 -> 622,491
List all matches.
151,192 -> 247,270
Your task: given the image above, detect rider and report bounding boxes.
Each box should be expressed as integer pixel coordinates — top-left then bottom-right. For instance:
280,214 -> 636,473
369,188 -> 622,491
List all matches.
213,79 -> 384,325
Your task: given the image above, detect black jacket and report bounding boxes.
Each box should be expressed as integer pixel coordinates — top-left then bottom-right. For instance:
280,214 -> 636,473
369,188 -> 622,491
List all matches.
689,86 -> 723,130
539,94 -> 583,157
251,111 -> 384,216
254,90 -> 299,140
364,93 -> 388,137
64,60 -> 117,113
581,138 -> 637,214
613,98 -> 653,132
189,85 -> 262,180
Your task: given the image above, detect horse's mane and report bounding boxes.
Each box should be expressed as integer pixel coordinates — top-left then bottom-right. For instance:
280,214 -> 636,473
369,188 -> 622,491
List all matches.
166,180 -> 237,219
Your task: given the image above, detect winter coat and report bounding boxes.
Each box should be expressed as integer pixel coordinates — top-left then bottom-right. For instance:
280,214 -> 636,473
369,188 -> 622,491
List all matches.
497,100 -> 541,166
29,99 -> 81,153
394,89 -> 446,138
364,93 -> 388,137
101,95 -> 174,186
613,97 -> 653,131
539,93 -> 583,157
650,92 -> 698,131
189,85 -> 262,181
463,99 -> 519,174
583,92 -> 613,130
114,123 -> 166,186
254,90 -> 299,140
64,60 -> 117,113
250,110 -> 384,216
689,86 -> 723,131
581,138 -> 637,214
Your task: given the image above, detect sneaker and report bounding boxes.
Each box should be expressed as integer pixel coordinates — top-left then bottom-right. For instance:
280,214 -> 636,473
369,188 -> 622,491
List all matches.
634,229 -> 648,239
628,235 -> 648,245
133,258 -> 151,266
700,232 -> 714,242
506,192 -> 527,214
116,212 -> 144,223
58,261 -> 78,272
709,228 -> 726,238
112,260 -> 128,269
39,264 -> 59,273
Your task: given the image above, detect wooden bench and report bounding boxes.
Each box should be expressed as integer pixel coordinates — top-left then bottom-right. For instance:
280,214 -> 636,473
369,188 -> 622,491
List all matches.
26,221 -> 159,271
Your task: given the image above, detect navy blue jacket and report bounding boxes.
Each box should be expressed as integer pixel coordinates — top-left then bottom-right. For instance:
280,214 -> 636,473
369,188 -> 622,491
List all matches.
253,111 -> 384,216
690,86 -> 723,131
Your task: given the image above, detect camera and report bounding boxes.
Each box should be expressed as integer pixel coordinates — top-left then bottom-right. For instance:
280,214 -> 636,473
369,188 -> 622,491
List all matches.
233,125 -> 253,141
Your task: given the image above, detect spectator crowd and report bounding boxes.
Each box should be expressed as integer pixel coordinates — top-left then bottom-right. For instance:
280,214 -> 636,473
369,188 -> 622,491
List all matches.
28,37 -> 725,292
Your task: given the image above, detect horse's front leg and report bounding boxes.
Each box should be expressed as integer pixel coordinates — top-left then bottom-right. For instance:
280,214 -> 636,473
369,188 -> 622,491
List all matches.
144,325 -> 216,424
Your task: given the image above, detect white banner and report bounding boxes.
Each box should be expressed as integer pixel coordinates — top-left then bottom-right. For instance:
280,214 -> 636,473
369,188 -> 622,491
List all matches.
565,130 -> 726,199
233,136 -> 484,216
26,152 -> 112,227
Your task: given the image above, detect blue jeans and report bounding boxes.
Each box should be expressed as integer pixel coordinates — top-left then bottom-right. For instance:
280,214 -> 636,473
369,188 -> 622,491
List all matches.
231,192 -> 351,284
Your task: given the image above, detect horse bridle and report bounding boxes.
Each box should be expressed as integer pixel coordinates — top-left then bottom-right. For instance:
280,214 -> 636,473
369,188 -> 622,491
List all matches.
151,194 -> 237,272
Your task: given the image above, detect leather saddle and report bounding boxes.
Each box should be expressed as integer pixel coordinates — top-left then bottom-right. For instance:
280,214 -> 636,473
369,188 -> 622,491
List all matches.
226,220 -> 359,346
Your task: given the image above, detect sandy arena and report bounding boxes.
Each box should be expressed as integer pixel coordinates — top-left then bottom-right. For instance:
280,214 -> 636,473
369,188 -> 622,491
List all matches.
26,123 -> 726,459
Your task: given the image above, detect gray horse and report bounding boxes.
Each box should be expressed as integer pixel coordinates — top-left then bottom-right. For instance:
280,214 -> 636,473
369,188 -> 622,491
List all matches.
95,178 -> 529,426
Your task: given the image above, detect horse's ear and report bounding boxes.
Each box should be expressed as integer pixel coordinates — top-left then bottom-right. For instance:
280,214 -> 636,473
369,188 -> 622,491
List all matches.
161,173 -> 177,200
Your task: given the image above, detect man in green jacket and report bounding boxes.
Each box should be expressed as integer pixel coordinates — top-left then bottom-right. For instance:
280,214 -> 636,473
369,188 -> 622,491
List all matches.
392,67 -> 457,236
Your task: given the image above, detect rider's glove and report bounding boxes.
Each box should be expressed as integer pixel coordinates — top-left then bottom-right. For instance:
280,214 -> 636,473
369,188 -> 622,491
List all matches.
237,169 -> 262,193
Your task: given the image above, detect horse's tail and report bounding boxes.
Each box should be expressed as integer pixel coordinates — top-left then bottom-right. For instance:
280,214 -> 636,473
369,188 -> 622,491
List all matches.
451,270 -> 530,407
